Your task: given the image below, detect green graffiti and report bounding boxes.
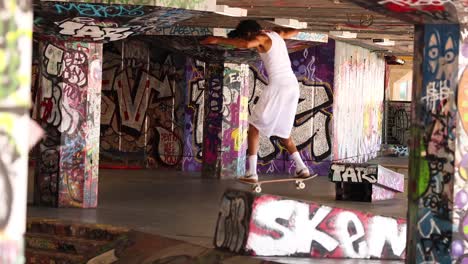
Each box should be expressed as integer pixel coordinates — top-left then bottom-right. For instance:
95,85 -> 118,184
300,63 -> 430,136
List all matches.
417,140 -> 430,198
0,4 -> 32,104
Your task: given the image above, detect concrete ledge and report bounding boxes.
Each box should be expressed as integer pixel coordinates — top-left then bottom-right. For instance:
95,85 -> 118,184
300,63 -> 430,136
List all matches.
214,189 -> 406,260
329,163 -> 404,202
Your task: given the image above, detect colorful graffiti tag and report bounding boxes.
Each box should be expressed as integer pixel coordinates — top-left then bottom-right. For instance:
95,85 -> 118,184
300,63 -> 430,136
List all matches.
34,40 -> 102,208
215,190 -> 406,259
33,2 -> 206,42
182,59 -> 205,171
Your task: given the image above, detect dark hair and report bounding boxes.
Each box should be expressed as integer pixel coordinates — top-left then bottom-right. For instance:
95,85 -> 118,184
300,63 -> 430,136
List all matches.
228,20 -> 262,39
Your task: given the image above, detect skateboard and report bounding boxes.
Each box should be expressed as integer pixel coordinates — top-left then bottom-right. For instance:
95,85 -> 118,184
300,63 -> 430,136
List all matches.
238,174 -> 318,193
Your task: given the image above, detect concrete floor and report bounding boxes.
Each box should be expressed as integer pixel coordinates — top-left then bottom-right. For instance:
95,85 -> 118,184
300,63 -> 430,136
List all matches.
27,159 -> 408,263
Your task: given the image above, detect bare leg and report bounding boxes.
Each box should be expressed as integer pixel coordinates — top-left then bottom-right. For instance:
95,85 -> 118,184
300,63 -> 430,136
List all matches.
248,124 -> 259,156
279,137 -> 298,154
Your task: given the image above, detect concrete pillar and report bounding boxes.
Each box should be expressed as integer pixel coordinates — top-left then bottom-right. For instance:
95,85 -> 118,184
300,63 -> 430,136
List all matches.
0,0 -> 33,262
453,25 -> 468,264
407,24 -> 459,263
201,62 -> 249,178
34,39 -> 102,208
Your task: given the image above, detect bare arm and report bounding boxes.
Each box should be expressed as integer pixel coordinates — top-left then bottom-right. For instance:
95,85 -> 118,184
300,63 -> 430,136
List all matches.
200,36 -> 261,49
272,27 -> 299,39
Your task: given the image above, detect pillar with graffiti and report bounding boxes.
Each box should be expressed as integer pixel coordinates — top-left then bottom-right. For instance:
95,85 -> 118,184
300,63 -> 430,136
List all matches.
407,24 -> 459,263
202,63 -> 250,178
34,40 -> 102,208
0,0 -> 33,262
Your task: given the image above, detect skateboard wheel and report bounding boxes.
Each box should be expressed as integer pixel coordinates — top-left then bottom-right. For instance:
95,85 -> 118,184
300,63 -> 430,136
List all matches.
254,185 -> 262,193
297,182 -> 306,190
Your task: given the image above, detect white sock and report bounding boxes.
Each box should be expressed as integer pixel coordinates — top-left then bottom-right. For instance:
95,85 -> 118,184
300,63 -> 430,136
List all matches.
291,152 -> 306,170
248,155 -> 258,175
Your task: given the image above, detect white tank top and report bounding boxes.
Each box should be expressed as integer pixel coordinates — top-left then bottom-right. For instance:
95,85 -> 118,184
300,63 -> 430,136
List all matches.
259,31 -> 294,79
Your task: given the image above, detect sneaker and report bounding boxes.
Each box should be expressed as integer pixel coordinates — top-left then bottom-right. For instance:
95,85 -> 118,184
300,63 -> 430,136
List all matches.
239,173 -> 258,183
295,167 -> 310,178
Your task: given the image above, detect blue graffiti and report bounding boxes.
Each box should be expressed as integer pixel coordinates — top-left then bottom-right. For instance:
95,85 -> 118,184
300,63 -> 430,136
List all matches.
414,23 -> 459,263
417,209 -> 452,263
55,3 -> 145,18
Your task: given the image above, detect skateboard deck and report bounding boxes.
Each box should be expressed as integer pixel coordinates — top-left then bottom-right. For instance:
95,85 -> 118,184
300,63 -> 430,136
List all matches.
238,174 -> 318,193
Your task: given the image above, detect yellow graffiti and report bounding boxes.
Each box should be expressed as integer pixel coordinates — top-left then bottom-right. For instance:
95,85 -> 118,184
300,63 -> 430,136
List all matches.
459,67 -> 468,133
231,128 -> 247,151
460,165 -> 468,181
240,97 -> 248,121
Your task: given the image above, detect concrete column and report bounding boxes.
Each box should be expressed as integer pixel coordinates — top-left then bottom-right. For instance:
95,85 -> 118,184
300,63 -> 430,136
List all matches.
453,25 -> 468,263
35,39 -> 102,208
219,63 -> 250,178
407,24 -> 459,263
0,0 -> 33,262
201,62 -> 249,178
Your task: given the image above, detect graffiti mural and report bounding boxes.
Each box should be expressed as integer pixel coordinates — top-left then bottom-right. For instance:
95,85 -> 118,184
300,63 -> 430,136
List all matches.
219,64 -> 250,177
452,25 -> 468,263
406,24 -> 459,263
202,63 -> 223,177
215,190 -> 406,259
99,39 -> 186,168
34,40 -> 102,208
0,0 -> 32,261
384,100 -> 411,146
33,2 -> 207,42
214,190 -> 252,253
248,42 -> 335,175
0,114 -> 30,264
345,0 -> 457,23
333,41 -> 385,164
182,59 -> 205,171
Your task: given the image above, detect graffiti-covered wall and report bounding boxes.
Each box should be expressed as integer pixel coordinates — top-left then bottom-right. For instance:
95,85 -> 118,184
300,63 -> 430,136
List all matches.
333,41 -> 385,163
182,42 -> 336,175
249,42 -> 335,175
100,39 -> 186,168
182,59 -> 205,171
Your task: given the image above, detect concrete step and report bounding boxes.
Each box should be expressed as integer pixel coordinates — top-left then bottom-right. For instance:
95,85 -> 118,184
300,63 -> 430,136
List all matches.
26,232 -> 109,255
26,219 -> 130,263
214,189 -> 407,260
25,248 -> 85,264
27,218 -> 128,241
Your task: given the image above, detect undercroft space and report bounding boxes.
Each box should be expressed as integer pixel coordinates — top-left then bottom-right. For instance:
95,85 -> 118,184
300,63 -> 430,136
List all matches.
3,0 -> 468,263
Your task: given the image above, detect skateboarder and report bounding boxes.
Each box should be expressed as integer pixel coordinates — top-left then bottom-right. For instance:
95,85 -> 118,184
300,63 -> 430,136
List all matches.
201,20 -> 310,182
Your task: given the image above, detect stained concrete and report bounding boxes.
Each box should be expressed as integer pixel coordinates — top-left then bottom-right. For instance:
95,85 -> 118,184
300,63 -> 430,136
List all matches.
27,157 -> 408,263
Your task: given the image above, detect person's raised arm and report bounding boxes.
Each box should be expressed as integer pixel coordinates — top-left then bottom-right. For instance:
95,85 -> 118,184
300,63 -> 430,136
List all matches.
200,36 -> 261,49
272,27 -> 299,39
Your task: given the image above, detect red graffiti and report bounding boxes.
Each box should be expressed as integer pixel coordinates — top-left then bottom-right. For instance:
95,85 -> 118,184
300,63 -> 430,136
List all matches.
156,127 -> 182,166
40,98 -> 53,121
382,0 -> 446,12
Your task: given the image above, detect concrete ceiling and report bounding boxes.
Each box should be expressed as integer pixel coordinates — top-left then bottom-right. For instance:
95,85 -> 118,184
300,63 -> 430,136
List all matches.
179,0 -> 415,56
